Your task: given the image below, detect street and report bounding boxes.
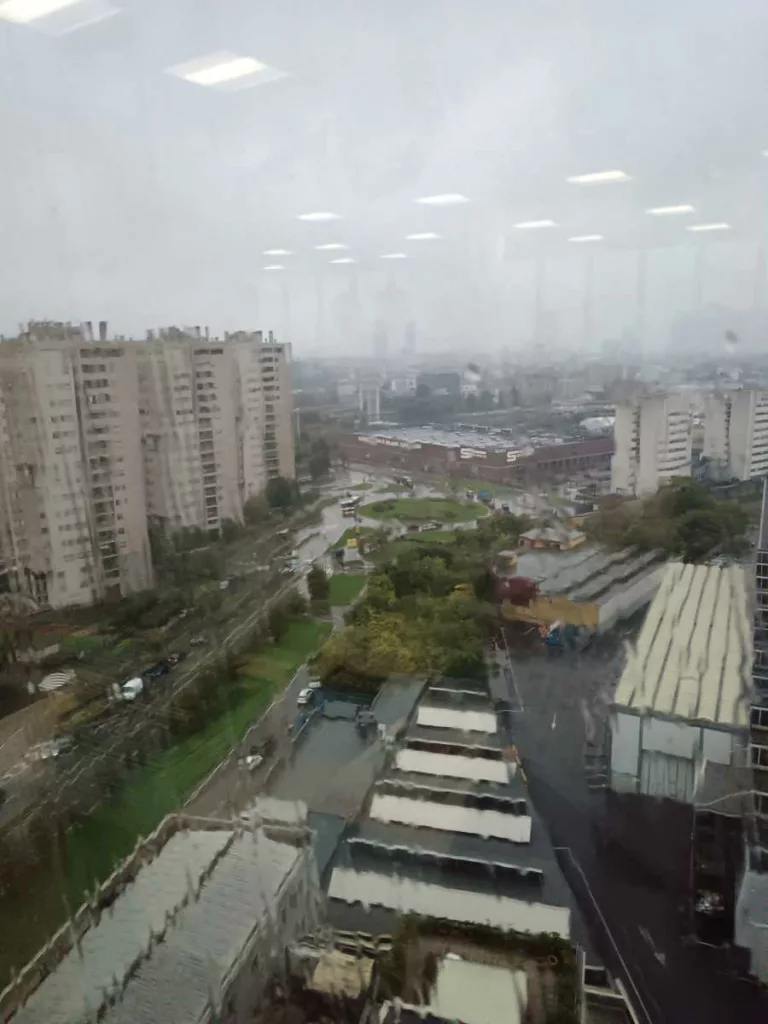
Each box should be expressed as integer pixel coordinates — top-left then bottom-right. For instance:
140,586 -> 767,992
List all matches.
491,634 -> 768,1024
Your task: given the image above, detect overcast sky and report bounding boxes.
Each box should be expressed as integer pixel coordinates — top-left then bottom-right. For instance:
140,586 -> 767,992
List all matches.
1,0 -> 767,355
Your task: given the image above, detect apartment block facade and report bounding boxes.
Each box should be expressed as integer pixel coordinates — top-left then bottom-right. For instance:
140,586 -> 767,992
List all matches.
704,388 -> 768,482
0,322 -> 294,609
139,327 -> 293,532
0,322 -> 153,608
611,394 -> 693,496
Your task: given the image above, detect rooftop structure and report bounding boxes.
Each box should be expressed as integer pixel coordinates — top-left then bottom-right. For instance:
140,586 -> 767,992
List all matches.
610,563 -> 751,804
5,810 -> 320,1024
501,544 -> 665,633
614,563 -> 751,728
326,681 -> 581,945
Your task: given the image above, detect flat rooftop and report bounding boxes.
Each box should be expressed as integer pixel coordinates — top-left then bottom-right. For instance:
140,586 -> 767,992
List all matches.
614,563 -> 752,728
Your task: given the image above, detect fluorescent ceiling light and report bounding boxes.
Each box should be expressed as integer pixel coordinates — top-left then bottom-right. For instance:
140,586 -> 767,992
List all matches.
415,194 -> 469,206
566,170 -> 630,185
686,222 -> 730,233
314,243 -> 349,251
380,253 -> 408,259
168,52 -> 285,90
406,232 -> 441,241
263,265 -> 285,271
568,234 -> 603,243
646,205 -> 695,216
263,249 -> 292,256
330,258 -> 356,264
297,211 -> 342,222
0,0 -> 83,22
514,219 -> 556,230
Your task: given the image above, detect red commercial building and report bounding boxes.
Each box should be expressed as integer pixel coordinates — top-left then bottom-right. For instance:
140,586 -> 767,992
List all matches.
338,433 -> 613,485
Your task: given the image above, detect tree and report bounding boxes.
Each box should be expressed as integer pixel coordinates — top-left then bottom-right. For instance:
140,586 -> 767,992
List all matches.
307,564 -> 330,603
673,508 -> 724,562
308,438 -> 332,480
243,494 -> 270,526
266,475 -> 300,512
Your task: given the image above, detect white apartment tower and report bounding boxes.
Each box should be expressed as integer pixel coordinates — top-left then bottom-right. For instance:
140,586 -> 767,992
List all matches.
704,388 -> 768,482
611,394 -> 693,496
0,322 -> 153,608
139,328 -> 293,533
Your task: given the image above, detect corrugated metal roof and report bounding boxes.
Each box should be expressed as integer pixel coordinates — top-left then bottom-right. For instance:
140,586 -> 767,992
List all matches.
369,793 -> 532,843
14,828 -> 303,1024
614,563 -> 751,727
14,829 -> 233,1024
328,867 -> 570,938
395,748 -> 510,783
416,705 -> 497,734
103,831 -> 301,1024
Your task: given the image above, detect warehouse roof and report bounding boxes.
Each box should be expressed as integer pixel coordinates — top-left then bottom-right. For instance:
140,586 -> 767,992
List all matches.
614,563 -> 752,727
14,825 -> 303,1024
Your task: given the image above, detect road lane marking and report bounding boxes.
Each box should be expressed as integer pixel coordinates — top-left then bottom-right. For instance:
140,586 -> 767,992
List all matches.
554,846 -> 657,1024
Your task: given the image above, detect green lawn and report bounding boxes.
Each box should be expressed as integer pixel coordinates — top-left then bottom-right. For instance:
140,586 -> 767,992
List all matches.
65,618 -> 331,901
328,573 -> 366,605
359,497 -> 480,523
368,531 -> 458,567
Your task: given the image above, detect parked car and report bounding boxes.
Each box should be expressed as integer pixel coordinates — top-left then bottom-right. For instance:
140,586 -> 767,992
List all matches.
190,635 -> 207,647
167,650 -> 187,666
244,752 -> 264,771
296,688 -> 316,707
0,787 -> 5,809
144,660 -> 171,679
121,677 -> 144,701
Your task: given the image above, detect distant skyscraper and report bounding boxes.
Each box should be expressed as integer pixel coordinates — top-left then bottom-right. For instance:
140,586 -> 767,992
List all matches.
373,320 -> 388,360
403,320 -> 416,355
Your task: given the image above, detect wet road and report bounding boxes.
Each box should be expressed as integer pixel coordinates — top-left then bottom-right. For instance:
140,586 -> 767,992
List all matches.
491,636 -> 768,1024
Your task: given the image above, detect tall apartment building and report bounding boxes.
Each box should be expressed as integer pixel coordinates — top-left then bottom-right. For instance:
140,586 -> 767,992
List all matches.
611,394 -> 692,496
704,388 -> 768,482
0,322 -> 153,608
139,327 -> 293,533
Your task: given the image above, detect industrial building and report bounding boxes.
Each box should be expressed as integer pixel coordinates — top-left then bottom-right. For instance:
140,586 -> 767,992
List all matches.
610,563 -> 751,802
611,394 -> 693,496
2,808 -> 321,1024
328,681 -> 582,944
500,544 -> 665,632
338,432 -> 613,487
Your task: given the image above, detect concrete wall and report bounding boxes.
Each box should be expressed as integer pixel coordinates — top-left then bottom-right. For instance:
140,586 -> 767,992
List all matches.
735,864 -> 768,985
610,710 -> 740,802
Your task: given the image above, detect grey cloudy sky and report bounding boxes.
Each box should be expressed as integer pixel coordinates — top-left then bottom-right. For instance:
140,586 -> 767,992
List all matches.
1,0 -> 767,355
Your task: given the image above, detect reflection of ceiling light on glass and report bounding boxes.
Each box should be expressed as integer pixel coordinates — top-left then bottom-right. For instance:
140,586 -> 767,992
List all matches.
514,219 -> 556,230
568,234 -> 603,242
263,249 -> 291,256
566,170 -> 630,185
405,232 -> 441,240
297,211 -> 342,222
687,223 -> 730,233
314,243 -> 349,251
0,0 -> 118,29
263,265 -> 285,271
330,258 -> 356,264
380,253 -> 408,259
0,0 -> 82,22
646,205 -> 695,216
415,194 -> 469,206
168,52 -> 285,90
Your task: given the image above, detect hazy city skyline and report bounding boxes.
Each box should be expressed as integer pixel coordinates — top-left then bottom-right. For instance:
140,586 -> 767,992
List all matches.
1,0 -> 768,353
